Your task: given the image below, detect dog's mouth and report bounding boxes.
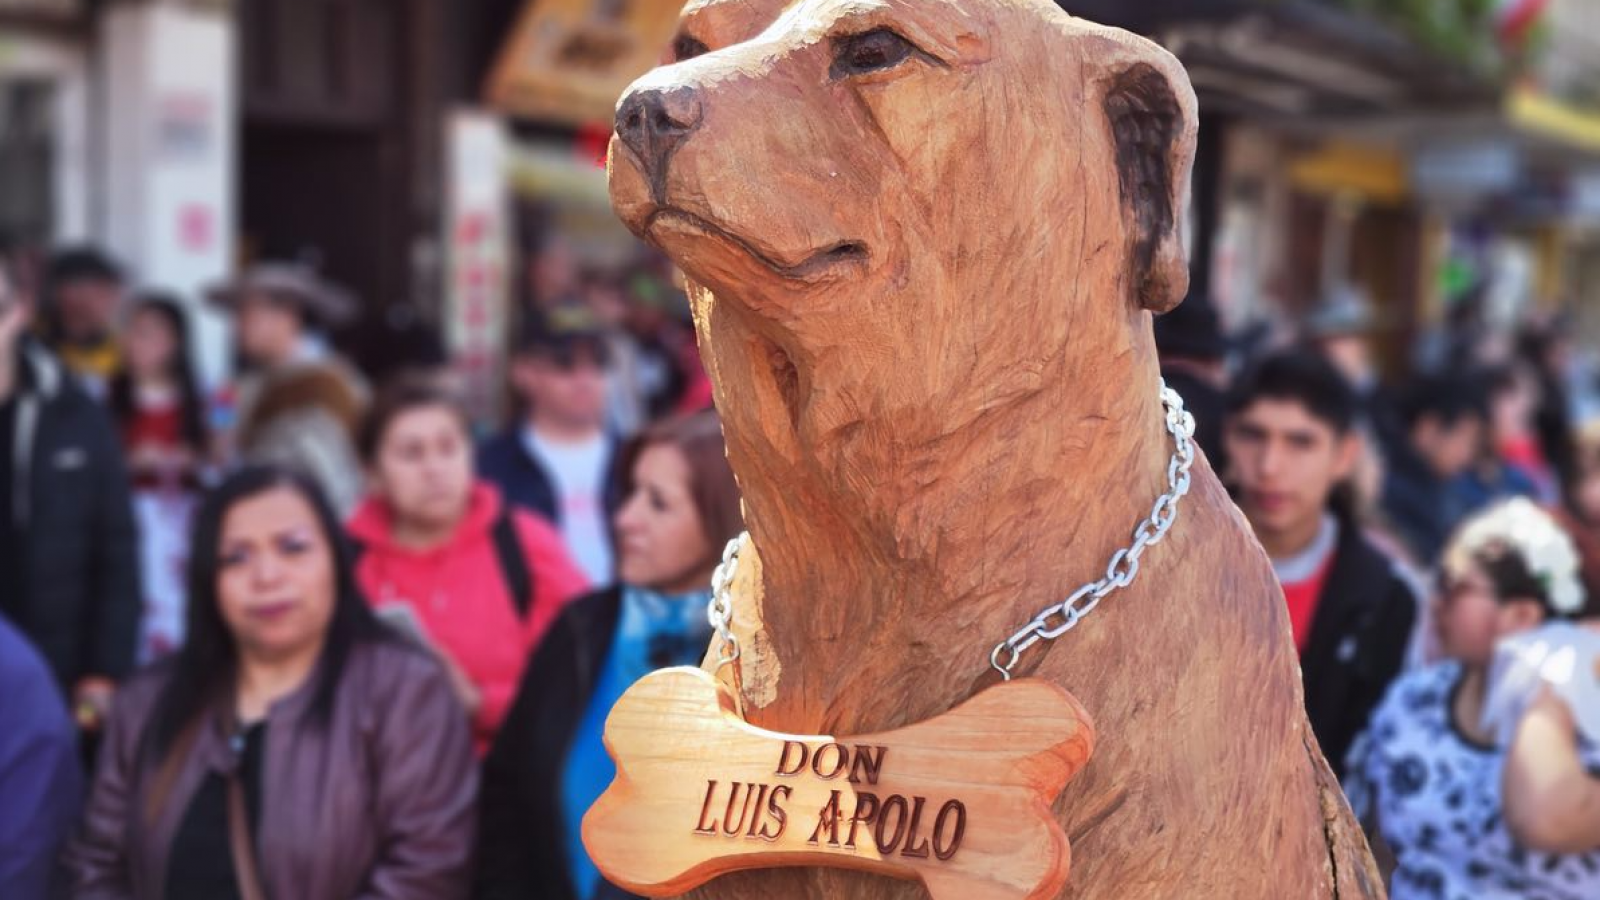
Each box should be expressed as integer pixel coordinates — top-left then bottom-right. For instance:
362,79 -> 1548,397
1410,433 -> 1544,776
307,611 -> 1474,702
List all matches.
645,208 -> 868,284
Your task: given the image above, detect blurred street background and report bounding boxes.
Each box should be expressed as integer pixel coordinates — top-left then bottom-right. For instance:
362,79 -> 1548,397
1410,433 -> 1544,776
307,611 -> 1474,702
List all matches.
6,2 -> 1600,899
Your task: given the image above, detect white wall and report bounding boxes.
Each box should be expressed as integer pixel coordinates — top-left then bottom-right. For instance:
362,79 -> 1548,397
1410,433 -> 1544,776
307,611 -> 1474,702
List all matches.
99,3 -> 235,387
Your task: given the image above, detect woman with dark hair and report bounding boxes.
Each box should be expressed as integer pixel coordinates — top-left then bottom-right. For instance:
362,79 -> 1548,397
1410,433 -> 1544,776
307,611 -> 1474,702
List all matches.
67,465 -> 477,900
108,294 -> 208,460
1346,499 -> 1600,899
349,374 -> 589,753
108,293 -> 211,661
476,410 -> 743,900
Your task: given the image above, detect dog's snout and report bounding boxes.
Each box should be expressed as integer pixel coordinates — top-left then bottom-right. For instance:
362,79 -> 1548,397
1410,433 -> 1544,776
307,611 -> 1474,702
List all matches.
619,88 -> 702,142
616,87 -> 703,191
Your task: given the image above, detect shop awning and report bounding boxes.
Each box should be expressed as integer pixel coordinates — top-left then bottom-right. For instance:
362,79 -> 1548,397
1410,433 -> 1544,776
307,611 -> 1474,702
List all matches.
0,0 -> 87,39
0,0 -> 84,19
1060,0 -> 1498,122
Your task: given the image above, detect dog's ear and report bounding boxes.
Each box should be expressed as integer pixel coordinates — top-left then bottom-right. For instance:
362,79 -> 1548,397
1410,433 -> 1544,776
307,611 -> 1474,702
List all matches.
1092,40 -> 1198,314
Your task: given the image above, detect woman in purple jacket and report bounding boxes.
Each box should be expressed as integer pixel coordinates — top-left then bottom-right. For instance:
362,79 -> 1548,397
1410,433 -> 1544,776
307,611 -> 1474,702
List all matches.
67,465 -> 477,900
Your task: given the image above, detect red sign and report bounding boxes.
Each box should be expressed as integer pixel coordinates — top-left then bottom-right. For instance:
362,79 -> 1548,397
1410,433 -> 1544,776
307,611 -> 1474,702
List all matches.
178,204 -> 213,254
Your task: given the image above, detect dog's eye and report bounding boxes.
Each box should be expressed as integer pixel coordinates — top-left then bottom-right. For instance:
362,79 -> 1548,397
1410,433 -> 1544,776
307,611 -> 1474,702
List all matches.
673,33 -> 710,62
832,28 -> 915,77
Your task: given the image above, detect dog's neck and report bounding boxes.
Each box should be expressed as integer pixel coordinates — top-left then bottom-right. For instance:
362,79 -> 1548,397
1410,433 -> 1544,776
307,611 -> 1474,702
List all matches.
732,326 -> 1177,731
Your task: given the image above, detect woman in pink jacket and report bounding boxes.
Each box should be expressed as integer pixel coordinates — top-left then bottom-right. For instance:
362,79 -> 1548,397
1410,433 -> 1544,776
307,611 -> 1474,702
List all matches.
349,375 -> 589,752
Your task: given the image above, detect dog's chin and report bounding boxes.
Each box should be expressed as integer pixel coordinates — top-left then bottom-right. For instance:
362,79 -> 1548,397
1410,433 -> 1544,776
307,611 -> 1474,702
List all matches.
644,209 -> 868,288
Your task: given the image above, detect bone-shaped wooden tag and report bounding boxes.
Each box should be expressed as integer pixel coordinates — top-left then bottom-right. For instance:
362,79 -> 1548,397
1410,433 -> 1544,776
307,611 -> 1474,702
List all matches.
583,667 -> 1095,900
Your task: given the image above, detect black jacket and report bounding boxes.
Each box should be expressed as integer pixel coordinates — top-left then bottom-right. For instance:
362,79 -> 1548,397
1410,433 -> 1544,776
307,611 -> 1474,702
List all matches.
475,588 -> 639,900
0,341 -> 140,688
1301,517 -> 1417,780
477,429 -> 625,532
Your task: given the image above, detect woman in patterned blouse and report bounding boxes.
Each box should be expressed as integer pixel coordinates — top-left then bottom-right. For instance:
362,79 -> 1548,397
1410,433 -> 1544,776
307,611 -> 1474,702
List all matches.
1347,499 -> 1600,900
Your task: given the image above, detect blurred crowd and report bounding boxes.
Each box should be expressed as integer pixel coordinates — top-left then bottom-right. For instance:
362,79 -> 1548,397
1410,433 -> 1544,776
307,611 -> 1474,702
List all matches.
1,228 -> 1599,899
0,237 -> 730,900
1158,288 -> 1600,898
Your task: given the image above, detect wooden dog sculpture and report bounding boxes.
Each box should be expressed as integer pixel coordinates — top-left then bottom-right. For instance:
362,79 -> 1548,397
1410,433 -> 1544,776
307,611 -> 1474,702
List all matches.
607,0 -> 1384,896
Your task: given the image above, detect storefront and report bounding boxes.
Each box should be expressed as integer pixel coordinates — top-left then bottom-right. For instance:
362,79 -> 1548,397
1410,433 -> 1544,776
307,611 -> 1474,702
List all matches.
0,0 -> 91,246
484,0 -> 685,272
434,0 -> 684,420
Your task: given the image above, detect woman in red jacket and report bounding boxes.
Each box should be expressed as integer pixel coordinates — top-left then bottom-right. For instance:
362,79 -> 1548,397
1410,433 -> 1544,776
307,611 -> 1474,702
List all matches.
349,375 -> 589,752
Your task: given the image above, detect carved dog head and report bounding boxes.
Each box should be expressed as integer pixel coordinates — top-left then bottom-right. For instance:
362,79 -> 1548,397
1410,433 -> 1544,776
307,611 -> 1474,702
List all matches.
611,0 -> 1196,561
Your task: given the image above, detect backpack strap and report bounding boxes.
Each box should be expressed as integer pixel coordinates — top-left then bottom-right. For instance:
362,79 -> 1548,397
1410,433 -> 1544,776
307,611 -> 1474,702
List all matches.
492,510 -> 535,620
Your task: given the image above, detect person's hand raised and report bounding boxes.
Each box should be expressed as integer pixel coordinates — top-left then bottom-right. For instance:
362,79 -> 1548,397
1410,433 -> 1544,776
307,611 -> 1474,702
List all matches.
1484,621 -> 1600,746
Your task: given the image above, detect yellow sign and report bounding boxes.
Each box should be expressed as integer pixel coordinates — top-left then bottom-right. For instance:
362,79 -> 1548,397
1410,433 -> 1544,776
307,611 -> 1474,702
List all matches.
1289,141 -> 1409,206
486,0 -> 688,128
1509,85 -> 1600,157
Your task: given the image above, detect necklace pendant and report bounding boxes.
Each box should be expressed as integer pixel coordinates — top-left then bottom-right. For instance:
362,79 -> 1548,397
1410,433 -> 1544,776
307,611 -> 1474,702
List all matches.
584,667 -> 1095,899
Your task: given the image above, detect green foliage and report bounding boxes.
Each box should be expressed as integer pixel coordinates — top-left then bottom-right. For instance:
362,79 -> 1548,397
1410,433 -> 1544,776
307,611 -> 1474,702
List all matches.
1332,0 -> 1505,74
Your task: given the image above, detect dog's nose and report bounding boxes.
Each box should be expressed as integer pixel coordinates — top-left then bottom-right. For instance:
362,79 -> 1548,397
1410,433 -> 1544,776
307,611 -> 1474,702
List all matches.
615,87 -> 703,181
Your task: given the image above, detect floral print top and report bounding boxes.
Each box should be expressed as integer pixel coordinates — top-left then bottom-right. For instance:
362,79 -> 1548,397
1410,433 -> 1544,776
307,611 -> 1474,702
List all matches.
1346,662 -> 1600,900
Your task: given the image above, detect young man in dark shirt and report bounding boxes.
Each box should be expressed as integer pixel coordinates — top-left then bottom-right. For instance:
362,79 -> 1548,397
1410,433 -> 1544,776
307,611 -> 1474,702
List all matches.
40,246 -> 126,399
1224,351 -> 1418,778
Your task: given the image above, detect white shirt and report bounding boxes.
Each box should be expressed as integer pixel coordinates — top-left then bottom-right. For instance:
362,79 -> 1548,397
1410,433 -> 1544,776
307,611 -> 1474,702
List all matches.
1270,513 -> 1340,584
524,428 -> 613,585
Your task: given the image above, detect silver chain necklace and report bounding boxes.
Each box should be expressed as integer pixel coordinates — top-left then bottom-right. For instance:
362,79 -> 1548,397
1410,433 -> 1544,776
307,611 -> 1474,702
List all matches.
708,382 -> 1196,683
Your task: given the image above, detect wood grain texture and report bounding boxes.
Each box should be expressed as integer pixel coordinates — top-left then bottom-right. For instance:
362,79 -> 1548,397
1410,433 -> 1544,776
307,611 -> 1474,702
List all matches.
608,0 -> 1385,897
584,668 -> 1094,900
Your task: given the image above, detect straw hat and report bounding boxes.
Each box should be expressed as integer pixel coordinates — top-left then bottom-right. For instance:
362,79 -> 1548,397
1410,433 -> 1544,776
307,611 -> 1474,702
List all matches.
206,262 -> 358,329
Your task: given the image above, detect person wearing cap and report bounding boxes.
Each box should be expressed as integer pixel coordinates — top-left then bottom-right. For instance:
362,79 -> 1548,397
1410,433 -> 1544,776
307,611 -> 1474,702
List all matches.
1224,352 -> 1417,779
209,263 -> 369,515
42,245 -> 127,398
1153,294 -> 1229,473
478,306 -> 624,586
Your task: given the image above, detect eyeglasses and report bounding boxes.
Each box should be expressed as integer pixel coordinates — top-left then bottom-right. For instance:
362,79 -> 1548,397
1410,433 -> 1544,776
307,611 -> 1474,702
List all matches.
1436,575 -> 1493,606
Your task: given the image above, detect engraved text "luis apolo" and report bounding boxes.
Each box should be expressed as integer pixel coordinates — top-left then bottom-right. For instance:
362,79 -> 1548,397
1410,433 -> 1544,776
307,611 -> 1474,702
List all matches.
693,742 -> 968,860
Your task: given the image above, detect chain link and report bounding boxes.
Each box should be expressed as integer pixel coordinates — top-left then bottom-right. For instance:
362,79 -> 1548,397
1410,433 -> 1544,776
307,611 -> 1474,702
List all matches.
989,383 -> 1196,680
706,382 -> 1195,684
708,532 -> 747,672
